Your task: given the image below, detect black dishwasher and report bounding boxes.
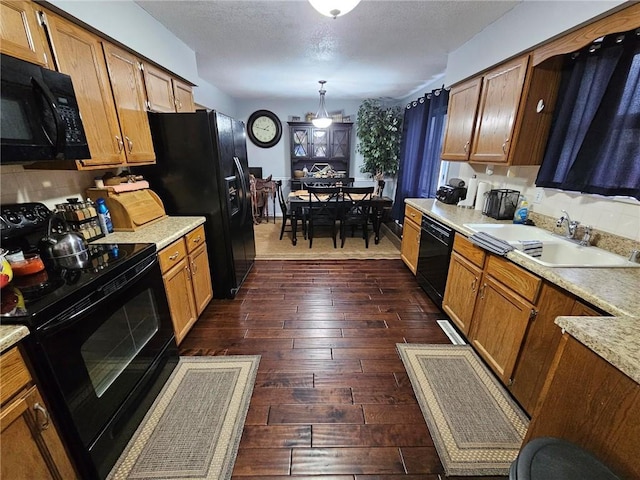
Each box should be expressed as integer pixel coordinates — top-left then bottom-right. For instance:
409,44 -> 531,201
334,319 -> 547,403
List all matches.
416,215 -> 454,307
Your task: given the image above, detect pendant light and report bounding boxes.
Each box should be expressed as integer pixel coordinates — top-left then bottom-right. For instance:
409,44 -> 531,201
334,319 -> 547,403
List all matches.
312,80 -> 333,128
308,0 -> 361,19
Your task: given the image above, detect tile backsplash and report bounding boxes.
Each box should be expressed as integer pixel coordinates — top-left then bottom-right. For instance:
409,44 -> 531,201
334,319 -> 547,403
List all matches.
0,165 -> 114,209
448,163 -> 640,242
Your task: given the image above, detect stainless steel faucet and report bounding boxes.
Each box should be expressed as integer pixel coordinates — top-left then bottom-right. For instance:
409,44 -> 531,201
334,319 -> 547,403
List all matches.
556,210 -> 580,239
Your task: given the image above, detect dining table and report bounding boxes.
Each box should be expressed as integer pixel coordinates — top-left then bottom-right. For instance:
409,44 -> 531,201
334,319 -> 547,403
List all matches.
287,190 -> 393,246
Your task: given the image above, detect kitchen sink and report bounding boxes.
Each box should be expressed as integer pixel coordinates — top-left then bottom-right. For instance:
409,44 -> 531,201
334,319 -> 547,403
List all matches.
463,223 -> 557,243
463,223 -> 639,268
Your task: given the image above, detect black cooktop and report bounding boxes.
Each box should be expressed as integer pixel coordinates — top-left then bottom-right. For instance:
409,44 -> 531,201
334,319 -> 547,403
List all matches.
1,242 -> 156,326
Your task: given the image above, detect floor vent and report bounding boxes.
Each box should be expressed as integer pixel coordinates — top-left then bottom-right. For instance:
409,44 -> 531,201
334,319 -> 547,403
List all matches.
437,319 -> 466,345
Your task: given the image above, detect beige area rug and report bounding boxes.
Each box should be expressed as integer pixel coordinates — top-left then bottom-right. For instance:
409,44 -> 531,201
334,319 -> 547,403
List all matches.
397,344 -> 529,476
107,356 -> 260,480
254,219 -> 401,260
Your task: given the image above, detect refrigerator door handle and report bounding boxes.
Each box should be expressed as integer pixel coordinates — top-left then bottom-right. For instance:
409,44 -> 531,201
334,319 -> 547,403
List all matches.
233,156 -> 249,225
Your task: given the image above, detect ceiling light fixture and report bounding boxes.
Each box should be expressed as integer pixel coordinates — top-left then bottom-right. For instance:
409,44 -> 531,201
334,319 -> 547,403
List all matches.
308,0 -> 361,19
312,80 -> 333,128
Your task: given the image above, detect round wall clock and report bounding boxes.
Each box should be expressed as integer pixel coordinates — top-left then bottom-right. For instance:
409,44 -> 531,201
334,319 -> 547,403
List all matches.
247,110 -> 282,148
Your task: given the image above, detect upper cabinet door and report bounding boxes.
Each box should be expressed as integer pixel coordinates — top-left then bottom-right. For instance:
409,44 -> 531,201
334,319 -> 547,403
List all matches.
173,78 -> 195,112
143,62 -> 175,113
0,1 -> 50,67
102,43 -> 155,163
42,11 -> 126,168
441,77 -> 481,161
469,56 -> 529,164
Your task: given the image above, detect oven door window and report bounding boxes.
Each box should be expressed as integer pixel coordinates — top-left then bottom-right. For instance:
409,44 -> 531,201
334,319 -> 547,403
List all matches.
81,289 -> 159,398
37,261 -> 174,446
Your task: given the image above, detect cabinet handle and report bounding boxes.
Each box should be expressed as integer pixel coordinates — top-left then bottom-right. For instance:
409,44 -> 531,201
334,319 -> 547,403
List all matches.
536,99 -> 545,113
185,265 -> 192,279
192,235 -> 202,244
479,283 -> 487,299
471,277 -> 477,292
125,136 -> 134,153
463,141 -> 469,153
115,136 -> 124,153
169,252 -> 180,260
33,403 -> 50,430
502,139 -> 509,154
191,260 -> 198,274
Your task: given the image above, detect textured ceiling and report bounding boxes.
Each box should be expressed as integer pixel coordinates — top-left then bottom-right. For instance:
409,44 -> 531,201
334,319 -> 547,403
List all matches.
135,0 -> 520,100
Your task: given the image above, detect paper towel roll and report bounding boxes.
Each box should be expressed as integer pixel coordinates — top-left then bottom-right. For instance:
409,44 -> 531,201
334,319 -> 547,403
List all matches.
458,177 -> 478,208
475,181 -> 492,211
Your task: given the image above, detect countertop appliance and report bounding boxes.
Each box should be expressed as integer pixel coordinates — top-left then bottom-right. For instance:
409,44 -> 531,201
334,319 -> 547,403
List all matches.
436,178 -> 467,205
1,202 -> 178,479
136,110 -> 256,298
416,214 -> 455,307
1,54 -> 90,163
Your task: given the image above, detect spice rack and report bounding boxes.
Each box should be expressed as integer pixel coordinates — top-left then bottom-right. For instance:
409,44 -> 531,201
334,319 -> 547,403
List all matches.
55,198 -> 105,242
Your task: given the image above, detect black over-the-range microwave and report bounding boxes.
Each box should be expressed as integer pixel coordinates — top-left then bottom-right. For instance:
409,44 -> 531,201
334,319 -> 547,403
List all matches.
1,54 -> 90,163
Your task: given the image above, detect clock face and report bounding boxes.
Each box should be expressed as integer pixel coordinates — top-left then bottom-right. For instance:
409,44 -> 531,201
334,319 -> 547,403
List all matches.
247,110 -> 282,148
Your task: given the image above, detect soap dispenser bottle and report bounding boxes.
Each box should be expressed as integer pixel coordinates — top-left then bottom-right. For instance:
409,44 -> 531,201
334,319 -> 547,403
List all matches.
513,195 -> 529,224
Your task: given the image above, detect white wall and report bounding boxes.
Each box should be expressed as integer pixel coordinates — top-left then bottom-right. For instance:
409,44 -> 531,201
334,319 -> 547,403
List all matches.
49,0 -> 236,115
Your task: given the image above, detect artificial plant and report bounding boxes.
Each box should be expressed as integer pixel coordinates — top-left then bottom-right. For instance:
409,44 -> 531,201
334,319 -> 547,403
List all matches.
356,98 -> 403,181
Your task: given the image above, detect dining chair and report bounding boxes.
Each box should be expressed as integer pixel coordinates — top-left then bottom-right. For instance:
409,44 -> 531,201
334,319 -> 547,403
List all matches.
276,180 -> 305,241
340,186 -> 374,248
307,186 -> 341,248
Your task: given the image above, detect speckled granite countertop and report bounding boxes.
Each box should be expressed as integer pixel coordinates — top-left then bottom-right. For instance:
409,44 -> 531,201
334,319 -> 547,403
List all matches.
405,198 -> 640,383
0,325 -> 29,353
90,216 -> 206,250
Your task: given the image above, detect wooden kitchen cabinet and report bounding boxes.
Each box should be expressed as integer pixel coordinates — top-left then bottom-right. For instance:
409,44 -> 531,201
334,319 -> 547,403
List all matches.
173,78 -> 195,112
159,225 -> 213,344
143,62 -> 195,113
0,0 -> 51,67
469,56 -> 530,164
1,346 -> 77,480
443,234 -> 485,335
185,225 -> 213,316
440,77 -> 482,161
400,204 -> 422,275
509,284 -> 597,414
524,334 -> 640,479
470,272 -> 536,384
441,54 -> 560,166
102,43 -> 156,163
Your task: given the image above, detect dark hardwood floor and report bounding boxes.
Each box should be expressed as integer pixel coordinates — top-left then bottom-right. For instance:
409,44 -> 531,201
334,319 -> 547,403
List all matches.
179,259 -> 507,480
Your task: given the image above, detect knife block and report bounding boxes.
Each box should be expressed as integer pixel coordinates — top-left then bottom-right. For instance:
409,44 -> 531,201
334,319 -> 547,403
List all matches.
86,188 -> 166,231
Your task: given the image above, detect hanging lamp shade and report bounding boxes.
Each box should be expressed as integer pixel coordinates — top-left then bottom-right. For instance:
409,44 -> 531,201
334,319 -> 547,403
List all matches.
312,80 -> 333,128
308,0 -> 361,19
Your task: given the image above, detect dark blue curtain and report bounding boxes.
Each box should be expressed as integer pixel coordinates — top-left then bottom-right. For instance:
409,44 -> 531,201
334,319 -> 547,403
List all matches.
392,88 -> 449,221
536,28 -> 640,199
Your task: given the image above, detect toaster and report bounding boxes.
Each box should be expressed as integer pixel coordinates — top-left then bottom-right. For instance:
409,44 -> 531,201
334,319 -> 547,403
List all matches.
436,185 -> 467,205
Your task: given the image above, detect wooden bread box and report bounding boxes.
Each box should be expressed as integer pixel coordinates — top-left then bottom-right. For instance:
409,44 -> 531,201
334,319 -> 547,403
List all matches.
86,187 -> 167,231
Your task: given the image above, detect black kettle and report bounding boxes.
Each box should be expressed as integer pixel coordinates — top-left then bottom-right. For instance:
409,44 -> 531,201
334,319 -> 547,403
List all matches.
40,214 -> 89,269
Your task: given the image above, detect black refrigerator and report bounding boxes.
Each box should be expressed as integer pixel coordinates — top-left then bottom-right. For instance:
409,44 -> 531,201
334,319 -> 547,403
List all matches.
137,110 -> 255,298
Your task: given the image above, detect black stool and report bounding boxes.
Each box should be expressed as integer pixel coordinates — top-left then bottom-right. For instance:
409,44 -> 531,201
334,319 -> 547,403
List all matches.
510,437 -> 620,480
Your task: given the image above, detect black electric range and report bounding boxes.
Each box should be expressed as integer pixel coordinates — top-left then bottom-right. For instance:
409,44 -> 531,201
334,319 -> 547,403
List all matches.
1,201 -> 157,327
1,242 -> 157,326
1,202 -> 178,479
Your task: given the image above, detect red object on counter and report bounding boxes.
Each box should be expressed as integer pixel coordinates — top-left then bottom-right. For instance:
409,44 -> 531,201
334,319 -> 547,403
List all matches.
9,254 -> 45,276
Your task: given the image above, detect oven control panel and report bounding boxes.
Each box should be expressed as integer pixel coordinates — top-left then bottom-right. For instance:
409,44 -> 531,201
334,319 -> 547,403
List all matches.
1,203 -> 52,240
